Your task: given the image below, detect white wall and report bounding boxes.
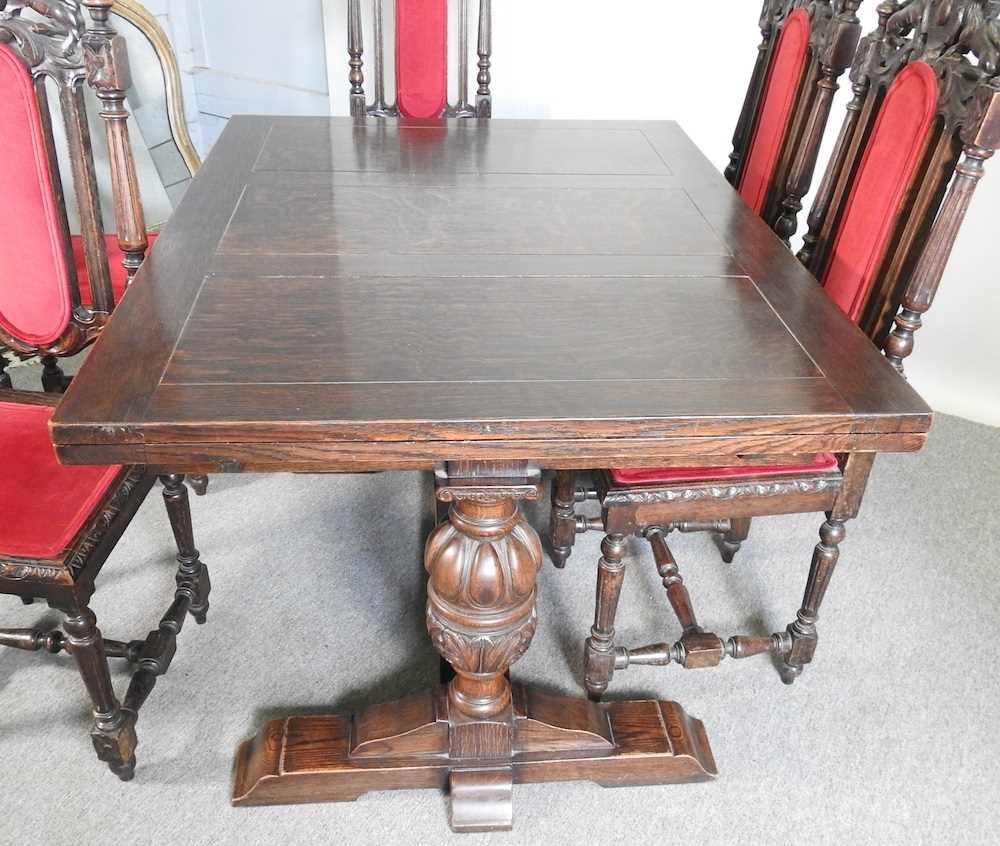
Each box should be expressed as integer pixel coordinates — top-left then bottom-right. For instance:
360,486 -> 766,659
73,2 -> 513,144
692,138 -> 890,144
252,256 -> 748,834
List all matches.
164,1 -> 1000,426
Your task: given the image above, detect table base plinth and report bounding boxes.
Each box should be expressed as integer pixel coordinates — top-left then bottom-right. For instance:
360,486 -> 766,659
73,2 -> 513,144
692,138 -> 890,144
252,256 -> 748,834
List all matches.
232,683 -> 716,831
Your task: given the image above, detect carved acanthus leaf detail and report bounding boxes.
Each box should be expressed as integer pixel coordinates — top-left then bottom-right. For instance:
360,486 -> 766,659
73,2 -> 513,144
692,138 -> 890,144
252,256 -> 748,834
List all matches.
0,0 -> 85,73
426,606 -> 537,675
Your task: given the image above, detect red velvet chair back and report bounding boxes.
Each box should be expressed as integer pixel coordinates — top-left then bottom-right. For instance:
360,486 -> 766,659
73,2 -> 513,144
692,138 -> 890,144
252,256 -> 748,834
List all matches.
727,1 -> 864,241
798,0 -> 998,344
0,0 -> 146,359
396,0 -> 448,119
737,8 -> 812,215
0,42 -> 76,348
348,0 -> 492,120
820,61 -> 939,321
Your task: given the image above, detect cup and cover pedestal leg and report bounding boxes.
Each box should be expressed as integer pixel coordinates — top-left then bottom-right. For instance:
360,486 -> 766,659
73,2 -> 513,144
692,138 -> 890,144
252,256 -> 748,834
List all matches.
233,463 -> 716,832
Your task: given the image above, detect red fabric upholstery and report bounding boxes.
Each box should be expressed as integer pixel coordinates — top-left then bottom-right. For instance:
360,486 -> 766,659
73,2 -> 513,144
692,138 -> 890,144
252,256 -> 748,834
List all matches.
72,232 -> 158,308
738,9 -> 811,214
0,43 -> 73,347
609,453 -> 839,487
0,401 -> 122,559
822,61 -> 939,320
396,0 -> 448,119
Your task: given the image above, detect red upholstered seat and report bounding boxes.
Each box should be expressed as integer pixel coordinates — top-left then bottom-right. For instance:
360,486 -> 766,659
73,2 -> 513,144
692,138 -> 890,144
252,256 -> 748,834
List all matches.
0,42 -> 73,347
0,401 -> 122,559
396,0 -> 448,119
822,61 -> 939,319
738,9 -> 811,214
609,453 -> 839,487
71,232 -> 158,308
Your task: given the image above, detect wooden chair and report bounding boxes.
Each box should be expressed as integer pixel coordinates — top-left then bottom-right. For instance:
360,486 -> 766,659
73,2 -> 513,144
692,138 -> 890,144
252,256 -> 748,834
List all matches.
727,0 -> 865,242
550,0 -> 1000,699
348,0 -> 492,119
0,0 -> 209,494
0,0 -> 155,388
0,0 -> 210,777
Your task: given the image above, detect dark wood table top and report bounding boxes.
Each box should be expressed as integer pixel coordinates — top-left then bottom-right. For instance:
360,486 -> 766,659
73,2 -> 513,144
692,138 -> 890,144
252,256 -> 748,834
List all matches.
52,117 -> 931,473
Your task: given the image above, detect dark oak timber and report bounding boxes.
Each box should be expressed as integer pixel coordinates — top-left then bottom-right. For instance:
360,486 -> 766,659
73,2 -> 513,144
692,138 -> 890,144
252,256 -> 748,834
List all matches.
51,117 -> 930,467
49,116 -> 932,830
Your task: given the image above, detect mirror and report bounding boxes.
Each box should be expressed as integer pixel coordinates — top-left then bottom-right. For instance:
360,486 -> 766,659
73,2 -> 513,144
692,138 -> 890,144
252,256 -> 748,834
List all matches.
112,0 -> 200,215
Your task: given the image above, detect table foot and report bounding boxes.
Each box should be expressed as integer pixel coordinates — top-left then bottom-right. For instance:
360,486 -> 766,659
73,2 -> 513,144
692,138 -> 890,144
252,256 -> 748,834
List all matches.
232,683 -> 716,830
450,768 -> 513,832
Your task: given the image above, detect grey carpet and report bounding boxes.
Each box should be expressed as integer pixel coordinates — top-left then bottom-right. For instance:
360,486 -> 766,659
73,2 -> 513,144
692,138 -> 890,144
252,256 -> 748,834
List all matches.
2,364 -> 998,845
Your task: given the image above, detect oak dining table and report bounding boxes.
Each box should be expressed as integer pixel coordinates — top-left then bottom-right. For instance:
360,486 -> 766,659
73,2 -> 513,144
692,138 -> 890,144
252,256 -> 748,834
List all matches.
50,116 -> 931,832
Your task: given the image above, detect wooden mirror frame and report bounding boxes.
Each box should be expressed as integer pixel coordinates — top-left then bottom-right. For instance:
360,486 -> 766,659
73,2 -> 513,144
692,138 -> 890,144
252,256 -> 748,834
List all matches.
112,0 -> 200,177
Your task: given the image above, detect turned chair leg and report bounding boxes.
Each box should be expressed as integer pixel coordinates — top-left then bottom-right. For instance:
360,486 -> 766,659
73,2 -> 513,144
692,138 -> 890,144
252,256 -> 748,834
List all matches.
584,534 -> 628,700
780,516 -> 846,684
718,517 -> 752,563
40,355 -> 69,393
62,604 -> 138,780
160,475 -> 211,624
549,470 -> 577,568
188,475 -> 210,496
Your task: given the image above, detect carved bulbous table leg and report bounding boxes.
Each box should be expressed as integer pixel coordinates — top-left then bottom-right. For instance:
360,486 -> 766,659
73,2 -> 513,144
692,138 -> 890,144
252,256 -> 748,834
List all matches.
425,495 -> 540,722
232,465 -> 716,832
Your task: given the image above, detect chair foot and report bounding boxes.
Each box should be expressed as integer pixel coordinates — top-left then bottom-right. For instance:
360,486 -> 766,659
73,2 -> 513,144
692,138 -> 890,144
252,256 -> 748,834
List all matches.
779,661 -> 803,685
40,355 -> 70,393
549,471 -> 577,569
20,596 -> 34,605
188,565 -> 211,624
110,754 -> 137,782
62,605 -> 140,777
91,709 -> 139,778
716,517 -> 752,563
188,475 -> 210,496
718,539 -> 741,564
